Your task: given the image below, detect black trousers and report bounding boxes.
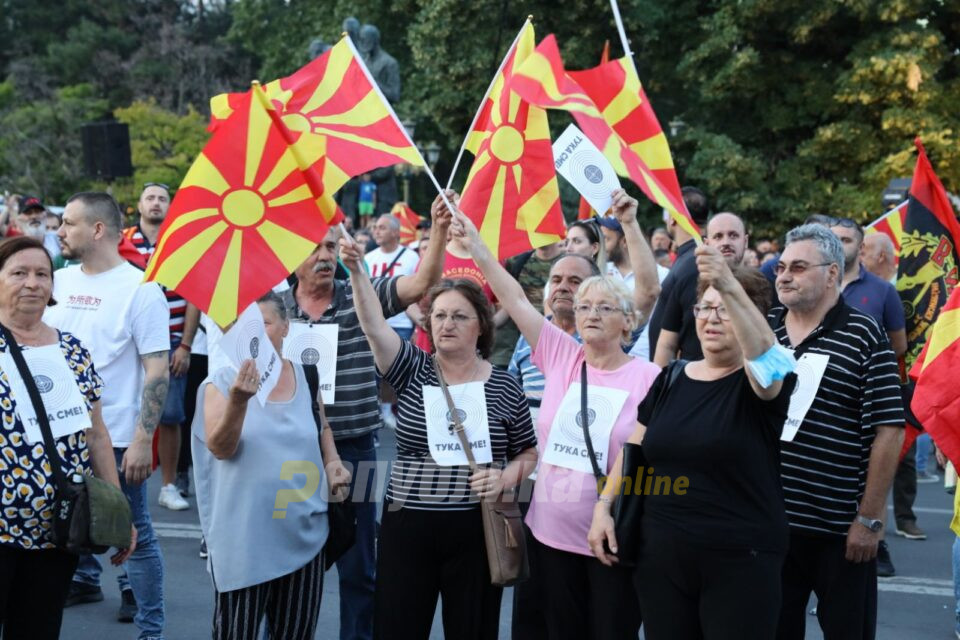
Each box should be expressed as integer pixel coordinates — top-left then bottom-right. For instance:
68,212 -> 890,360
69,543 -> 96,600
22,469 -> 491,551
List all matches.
893,442 -> 918,527
511,477 -> 546,640
178,353 -> 208,474
213,550 -> 324,640
635,524 -> 783,640
0,545 -> 79,640
533,537 -> 641,640
776,533 -> 877,640
374,506 -> 502,640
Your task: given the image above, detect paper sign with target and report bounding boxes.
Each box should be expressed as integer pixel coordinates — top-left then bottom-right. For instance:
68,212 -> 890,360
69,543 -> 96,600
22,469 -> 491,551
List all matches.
0,344 -> 91,444
781,352 -> 828,442
422,381 -> 492,466
552,123 -> 621,216
283,323 -> 339,404
219,303 -> 281,406
543,382 -> 629,474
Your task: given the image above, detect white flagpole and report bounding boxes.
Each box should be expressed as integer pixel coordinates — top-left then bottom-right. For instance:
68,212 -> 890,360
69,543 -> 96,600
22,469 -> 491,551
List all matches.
609,0 -> 636,71
343,35 -> 457,215
445,17 -> 531,190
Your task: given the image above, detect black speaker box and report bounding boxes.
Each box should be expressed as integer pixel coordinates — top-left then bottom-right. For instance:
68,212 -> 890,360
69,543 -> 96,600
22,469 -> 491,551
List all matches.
81,121 -> 133,179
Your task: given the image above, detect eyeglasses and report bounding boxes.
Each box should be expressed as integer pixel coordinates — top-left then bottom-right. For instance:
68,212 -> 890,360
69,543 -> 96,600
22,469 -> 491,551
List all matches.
573,303 -> 623,316
774,262 -> 833,276
143,182 -> 170,192
693,304 -> 730,320
831,217 -> 860,229
431,312 -> 477,325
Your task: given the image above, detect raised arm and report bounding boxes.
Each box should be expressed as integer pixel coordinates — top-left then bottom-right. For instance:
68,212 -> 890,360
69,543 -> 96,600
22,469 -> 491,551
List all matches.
394,192 -> 453,306
696,245 -> 781,399
449,205 -> 545,349
121,350 -> 170,485
340,234 -> 402,373
610,190 -> 660,322
204,359 -> 258,459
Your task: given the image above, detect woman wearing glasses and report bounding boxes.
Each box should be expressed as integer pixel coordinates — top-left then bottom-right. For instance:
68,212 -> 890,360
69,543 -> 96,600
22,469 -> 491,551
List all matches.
449,189 -> 661,639
340,193 -> 538,640
589,246 -> 797,640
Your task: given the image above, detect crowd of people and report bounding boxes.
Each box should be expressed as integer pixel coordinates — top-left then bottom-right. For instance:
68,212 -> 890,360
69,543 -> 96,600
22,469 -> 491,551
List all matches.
0,179 -> 950,640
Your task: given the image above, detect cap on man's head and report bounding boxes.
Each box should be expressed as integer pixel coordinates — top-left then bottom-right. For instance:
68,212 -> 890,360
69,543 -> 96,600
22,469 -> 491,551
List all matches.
594,215 -> 623,234
19,196 -> 43,213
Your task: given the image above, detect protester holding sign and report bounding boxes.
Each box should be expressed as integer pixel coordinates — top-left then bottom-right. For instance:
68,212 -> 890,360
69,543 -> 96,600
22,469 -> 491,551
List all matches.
341,223 -> 537,640
589,248 -> 796,640
192,292 -> 350,640
0,236 -> 134,639
451,189 -> 659,639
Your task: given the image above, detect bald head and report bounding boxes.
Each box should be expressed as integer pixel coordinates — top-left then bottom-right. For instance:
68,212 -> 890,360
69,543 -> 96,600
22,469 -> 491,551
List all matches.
862,233 -> 897,281
706,212 -> 748,264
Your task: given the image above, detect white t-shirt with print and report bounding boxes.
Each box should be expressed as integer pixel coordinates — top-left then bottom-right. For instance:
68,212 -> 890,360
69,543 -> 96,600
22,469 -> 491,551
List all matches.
45,262 -> 170,447
365,245 -> 420,331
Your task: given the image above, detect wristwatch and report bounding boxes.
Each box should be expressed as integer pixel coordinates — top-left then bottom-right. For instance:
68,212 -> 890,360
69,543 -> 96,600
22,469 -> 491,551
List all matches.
856,515 -> 883,532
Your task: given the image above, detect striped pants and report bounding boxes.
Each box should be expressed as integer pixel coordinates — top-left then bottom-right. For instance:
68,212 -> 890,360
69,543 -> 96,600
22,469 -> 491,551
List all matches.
213,551 -> 324,640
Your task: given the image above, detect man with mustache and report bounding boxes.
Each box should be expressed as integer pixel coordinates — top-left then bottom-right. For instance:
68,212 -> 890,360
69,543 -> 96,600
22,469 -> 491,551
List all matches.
9,195 -> 61,260
280,194 -> 451,640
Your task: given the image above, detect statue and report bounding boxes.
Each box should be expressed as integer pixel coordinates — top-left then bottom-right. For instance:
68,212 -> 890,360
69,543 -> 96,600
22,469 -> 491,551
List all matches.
358,24 -> 400,104
307,38 -> 330,60
343,17 -> 360,44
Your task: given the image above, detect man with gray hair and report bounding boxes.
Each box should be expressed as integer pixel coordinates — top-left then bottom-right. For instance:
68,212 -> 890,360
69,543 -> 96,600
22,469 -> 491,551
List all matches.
769,224 -> 904,640
861,232 -> 897,283
47,192 -> 170,638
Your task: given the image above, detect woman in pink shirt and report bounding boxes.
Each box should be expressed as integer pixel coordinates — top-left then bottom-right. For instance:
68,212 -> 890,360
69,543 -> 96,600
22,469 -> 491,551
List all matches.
450,190 -> 661,640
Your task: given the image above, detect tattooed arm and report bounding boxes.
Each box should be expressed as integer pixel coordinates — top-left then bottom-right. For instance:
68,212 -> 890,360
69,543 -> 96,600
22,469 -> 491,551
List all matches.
120,350 -> 170,485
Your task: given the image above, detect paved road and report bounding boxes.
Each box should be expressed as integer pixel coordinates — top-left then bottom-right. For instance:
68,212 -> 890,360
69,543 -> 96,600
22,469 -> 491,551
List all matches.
61,430 -> 958,639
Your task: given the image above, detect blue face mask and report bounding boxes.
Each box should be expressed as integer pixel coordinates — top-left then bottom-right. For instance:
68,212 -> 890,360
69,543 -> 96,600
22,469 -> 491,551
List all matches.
746,343 -> 797,389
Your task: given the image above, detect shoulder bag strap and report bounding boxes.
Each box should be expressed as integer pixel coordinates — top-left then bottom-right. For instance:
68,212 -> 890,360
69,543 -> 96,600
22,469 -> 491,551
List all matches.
0,324 -> 70,493
384,247 -> 407,277
303,364 -> 322,436
431,355 -> 478,472
578,361 -> 605,486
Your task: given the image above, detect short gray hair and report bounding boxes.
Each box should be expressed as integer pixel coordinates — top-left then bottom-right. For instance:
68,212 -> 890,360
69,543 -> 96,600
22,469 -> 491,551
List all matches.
784,224 -> 844,281
377,214 -> 400,231
257,291 -> 287,321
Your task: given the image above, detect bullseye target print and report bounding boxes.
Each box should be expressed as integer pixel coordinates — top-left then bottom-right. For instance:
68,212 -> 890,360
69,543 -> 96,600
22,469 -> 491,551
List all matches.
426,393 -> 487,441
569,151 -> 619,201
558,393 -> 619,445
28,359 -> 72,407
285,331 -> 335,376
233,317 -> 264,363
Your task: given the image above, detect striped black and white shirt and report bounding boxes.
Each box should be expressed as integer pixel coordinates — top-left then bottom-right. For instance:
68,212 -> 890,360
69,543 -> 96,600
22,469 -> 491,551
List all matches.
768,300 -> 904,537
383,340 -> 537,510
281,276 -> 402,440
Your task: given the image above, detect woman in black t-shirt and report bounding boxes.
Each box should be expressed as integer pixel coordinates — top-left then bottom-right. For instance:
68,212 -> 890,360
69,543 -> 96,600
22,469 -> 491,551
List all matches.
588,247 -> 796,640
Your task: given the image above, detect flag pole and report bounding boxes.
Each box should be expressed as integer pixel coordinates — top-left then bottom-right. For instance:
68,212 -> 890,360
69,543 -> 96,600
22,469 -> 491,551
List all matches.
609,0 -> 635,70
445,17 -> 531,190
343,35 -> 457,216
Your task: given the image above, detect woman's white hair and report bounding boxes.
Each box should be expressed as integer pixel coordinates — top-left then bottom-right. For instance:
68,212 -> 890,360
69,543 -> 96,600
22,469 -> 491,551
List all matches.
574,275 -> 639,345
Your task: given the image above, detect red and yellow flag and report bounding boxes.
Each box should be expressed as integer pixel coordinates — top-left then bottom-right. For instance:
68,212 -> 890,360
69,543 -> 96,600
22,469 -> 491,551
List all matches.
512,35 -> 700,241
577,41 -> 609,221
390,201 -> 421,246
865,200 -> 908,266
457,21 -> 567,260
146,88 -> 340,327
910,286 -> 960,467
210,37 -> 423,196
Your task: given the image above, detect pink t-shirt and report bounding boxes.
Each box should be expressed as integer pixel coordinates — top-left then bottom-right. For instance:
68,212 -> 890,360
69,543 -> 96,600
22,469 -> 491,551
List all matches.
527,319 -> 661,556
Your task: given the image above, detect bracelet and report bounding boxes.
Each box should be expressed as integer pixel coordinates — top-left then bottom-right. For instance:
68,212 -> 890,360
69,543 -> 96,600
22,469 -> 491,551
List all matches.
177,343 -> 191,353
597,495 -> 613,505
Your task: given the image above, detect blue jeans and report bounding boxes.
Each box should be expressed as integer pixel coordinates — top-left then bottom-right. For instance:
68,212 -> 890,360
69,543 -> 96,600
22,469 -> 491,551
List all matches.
335,432 -> 377,640
73,448 -> 165,640
916,433 -> 932,474
953,536 -> 960,619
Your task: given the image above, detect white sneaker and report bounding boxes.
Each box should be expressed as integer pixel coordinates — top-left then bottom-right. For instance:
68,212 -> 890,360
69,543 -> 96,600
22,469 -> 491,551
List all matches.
158,484 -> 189,511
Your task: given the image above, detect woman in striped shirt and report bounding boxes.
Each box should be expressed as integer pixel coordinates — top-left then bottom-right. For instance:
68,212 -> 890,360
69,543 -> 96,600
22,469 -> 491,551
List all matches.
340,225 -> 537,640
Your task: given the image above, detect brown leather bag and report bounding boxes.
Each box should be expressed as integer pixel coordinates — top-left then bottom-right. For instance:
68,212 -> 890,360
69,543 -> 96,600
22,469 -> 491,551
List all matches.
432,356 -> 529,587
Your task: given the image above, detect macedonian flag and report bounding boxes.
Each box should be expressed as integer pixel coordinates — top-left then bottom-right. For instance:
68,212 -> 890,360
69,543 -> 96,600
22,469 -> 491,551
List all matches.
512,36 -> 700,241
866,199 -> 908,266
210,36 -> 423,196
146,88 -> 340,327
457,20 -> 567,260
390,201 -> 422,246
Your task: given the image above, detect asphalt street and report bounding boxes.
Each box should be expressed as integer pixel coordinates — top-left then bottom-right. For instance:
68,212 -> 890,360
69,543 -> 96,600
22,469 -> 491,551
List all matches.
61,429 -> 959,639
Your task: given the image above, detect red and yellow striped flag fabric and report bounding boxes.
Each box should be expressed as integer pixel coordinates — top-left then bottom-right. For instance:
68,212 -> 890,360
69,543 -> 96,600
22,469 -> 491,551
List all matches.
577,41 -> 609,221
210,37 -> 422,196
390,201 -> 422,246
146,88 -> 341,328
458,21 -> 567,261
512,35 -> 700,241
865,200 -> 908,265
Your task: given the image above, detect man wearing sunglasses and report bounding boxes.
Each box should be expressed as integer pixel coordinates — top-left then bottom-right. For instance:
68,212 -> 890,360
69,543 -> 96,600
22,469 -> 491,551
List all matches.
770,224 -> 904,640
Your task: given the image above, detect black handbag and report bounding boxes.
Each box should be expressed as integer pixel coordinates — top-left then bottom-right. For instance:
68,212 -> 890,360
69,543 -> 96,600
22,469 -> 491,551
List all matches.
0,323 -> 132,554
580,359 -> 684,566
303,364 -> 357,570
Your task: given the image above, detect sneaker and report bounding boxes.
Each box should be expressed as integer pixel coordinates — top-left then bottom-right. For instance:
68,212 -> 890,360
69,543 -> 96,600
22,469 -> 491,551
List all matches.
199,537 -> 208,559
917,471 -> 941,483
158,483 -> 189,511
64,581 -> 104,607
876,540 -> 896,577
895,521 -> 927,540
117,589 -> 137,623
175,470 -> 191,498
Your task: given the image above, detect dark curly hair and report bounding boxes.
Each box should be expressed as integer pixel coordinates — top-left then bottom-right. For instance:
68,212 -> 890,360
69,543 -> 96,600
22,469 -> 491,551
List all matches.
423,279 -> 496,358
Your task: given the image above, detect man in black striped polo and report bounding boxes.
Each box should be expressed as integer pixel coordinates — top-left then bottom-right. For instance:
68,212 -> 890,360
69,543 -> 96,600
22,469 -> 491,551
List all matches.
769,224 -> 904,640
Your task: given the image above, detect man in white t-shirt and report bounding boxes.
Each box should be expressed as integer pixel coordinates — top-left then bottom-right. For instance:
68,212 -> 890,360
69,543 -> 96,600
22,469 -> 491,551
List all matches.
365,214 -> 420,340
45,192 -> 170,638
